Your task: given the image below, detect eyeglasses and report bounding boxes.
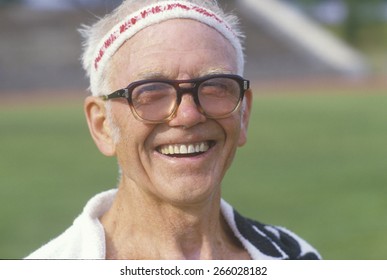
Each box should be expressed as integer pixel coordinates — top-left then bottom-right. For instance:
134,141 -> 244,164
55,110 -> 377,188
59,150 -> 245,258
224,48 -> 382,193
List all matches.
102,74 -> 250,123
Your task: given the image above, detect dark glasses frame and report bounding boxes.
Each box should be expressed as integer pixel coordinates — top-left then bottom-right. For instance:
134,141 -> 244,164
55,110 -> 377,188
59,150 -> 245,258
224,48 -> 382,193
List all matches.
101,74 -> 250,123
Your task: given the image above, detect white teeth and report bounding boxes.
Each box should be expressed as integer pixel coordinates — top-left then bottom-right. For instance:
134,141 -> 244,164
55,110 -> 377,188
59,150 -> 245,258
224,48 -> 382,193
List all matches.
180,145 -> 188,154
159,142 -> 211,155
188,144 -> 195,153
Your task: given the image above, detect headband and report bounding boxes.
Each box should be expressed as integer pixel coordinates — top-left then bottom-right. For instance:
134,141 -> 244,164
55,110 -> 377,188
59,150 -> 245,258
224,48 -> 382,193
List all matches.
90,1 -> 244,96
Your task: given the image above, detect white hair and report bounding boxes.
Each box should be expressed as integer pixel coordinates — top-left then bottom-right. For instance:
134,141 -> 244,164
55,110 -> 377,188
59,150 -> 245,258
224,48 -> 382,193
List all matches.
79,0 -> 245,97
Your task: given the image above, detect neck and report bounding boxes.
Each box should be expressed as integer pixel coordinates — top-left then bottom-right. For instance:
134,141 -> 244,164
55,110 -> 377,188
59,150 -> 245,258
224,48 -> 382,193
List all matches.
100,179 -> 249,259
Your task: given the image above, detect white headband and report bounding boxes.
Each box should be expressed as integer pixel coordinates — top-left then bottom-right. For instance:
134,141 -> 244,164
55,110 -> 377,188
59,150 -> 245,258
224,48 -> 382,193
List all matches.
90,1 -> 244,96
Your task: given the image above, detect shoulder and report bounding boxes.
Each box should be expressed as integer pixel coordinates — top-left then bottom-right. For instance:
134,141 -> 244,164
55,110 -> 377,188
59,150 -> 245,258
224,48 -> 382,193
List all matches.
25,189 -> 117,259
25,223 -> 81,259
221,200 -> 321,260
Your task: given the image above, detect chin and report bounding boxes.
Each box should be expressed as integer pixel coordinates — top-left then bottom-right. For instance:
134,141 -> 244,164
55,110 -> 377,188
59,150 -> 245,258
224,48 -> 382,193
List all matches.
155,180 -> 220,206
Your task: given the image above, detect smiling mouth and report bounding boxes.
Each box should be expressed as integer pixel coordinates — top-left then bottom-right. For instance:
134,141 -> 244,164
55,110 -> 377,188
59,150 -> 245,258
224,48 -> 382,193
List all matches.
157,141 -> 215,157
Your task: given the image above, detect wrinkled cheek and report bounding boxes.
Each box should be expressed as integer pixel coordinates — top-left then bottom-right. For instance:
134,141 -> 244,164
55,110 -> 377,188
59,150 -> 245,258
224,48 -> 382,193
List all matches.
115,142 -> 145,183
223,145 -> 238,176
222,127 -> 242,173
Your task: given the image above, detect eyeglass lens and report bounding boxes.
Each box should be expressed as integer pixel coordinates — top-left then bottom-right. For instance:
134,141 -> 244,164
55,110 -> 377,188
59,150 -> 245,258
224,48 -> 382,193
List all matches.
132,83 -> 177,122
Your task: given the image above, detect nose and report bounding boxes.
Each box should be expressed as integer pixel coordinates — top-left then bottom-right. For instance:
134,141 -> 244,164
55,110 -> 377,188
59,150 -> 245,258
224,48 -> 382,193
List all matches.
168,94 -> 206,128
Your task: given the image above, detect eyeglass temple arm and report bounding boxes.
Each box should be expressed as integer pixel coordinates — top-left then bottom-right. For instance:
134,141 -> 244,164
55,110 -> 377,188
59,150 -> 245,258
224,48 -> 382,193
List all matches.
102,89 -> 129,100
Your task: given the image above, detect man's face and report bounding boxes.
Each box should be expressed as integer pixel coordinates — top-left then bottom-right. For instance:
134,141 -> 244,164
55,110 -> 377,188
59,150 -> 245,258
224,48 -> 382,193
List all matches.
106,19 -> 251,205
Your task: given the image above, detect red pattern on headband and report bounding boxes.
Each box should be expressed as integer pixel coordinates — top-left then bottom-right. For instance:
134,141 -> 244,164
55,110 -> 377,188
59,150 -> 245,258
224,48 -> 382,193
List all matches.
94,2 -> 230,71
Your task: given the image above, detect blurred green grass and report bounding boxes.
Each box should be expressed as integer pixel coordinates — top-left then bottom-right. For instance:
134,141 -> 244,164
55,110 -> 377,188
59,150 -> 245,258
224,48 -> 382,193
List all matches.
1,91 -> 386,259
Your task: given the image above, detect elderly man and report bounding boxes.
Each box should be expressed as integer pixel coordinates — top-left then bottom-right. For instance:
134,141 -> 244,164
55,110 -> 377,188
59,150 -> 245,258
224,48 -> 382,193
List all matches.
26,0 -> 320,259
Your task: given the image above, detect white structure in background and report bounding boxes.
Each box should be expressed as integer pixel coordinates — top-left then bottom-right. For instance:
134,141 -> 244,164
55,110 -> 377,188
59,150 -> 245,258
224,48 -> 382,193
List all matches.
238,0 -> 368,76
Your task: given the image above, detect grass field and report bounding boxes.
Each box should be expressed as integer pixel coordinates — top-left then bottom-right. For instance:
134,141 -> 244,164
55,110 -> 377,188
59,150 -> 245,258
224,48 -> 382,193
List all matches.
1,90 -> 387,259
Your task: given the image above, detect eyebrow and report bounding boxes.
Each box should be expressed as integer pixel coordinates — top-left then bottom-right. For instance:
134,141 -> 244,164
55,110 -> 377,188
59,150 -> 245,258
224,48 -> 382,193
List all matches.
134,68 -> 234,81
134,70 -> 173,81
199,68 -> 234,76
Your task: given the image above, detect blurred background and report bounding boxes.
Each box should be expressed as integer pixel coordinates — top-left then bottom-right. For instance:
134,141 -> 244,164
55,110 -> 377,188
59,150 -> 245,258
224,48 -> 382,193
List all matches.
0,0 -> 386,259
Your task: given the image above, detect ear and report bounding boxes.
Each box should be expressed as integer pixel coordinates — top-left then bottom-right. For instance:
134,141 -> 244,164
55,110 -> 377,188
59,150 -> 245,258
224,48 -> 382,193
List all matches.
84,96 -> 116,156
238,88 -> 253,147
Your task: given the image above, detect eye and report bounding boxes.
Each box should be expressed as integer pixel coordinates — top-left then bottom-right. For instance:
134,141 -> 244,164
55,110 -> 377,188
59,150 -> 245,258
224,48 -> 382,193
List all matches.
199,78 -> 239,99
135,83 -> 171,95
132,83 -> 174,104
131,82 -> 176,114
